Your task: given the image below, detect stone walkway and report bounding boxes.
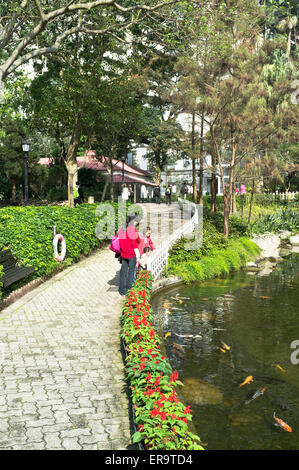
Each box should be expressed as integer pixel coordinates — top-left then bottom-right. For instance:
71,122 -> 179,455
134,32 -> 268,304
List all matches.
0,203 -> 188,450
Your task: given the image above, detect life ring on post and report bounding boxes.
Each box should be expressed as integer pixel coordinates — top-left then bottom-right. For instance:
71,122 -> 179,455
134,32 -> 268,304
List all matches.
53,234 -> 66,262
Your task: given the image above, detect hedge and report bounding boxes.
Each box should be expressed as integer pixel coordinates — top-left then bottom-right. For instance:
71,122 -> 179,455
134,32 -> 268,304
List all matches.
121,271 -> 204,450
0,203 -> 118,296
0,265 -> 3,301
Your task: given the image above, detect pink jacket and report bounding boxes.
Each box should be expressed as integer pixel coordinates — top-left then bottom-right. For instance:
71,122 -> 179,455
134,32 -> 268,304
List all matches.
138,235 -> 155,255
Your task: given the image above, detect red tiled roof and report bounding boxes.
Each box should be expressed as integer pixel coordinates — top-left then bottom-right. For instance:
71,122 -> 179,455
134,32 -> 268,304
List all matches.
39,152 -> 155,186
112,174 -> 156,186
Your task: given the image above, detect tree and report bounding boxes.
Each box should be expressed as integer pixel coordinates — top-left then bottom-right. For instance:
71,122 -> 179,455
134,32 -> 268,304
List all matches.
139,106 -> 185,183
0,116 -> 39,202
0,0 -> 182,85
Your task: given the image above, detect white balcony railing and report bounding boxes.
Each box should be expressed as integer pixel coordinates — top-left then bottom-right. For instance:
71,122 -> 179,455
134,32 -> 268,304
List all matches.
150,199 -> 198,280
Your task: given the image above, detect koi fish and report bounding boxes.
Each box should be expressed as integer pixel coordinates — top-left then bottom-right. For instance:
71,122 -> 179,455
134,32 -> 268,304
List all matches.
239,375 -> 253,387
260,296 -> 272,299
164,332 -> 171,339
218,347 -> 227,353
174,333 -> 202,339
273,412 -> 292,432
245,387 -> 266,405
272,363 -> 286,373
220,340 -> 231,351
172,342 -> 185,354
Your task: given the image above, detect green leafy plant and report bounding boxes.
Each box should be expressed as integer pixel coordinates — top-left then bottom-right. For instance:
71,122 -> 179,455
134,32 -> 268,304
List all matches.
121,271 -> 203,450
167,237 -> 260,283
251,208 -> 299,234
0,203 -> 118,295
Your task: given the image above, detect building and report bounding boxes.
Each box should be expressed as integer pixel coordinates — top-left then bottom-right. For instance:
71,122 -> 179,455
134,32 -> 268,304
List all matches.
39,150 -> 156,202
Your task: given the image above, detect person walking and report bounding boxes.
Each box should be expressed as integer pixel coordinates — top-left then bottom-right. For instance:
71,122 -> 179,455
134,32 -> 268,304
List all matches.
74,182 -> 83,205
121,184 -> 130,203
180,182 -> 188,200
118,214 -> 141,296
165,184 -> 172,205
128,184 -> 134,203
153,185 -> 161,204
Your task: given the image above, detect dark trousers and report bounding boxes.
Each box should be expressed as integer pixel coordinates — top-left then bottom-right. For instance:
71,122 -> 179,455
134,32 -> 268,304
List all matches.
119,257 -> 137,295
155,195 -> 160,204
166,194 -> 171,205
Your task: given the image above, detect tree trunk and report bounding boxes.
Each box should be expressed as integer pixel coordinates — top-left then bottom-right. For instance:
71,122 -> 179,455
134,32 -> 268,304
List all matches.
66,161 -> 78,208
247,179 -> 255,228
11,180 -> 17,204
287,28 -> 292,56
223,194 -> 230,238
65,129 -> 80,208
101,177 -> 109,202
192,158 -> 197,203
231,181 -> 237,215
191,112 -> 197,203
109,155 -> 115,203
211,152 -> 217,212
198,109 -> 205,205
222,138 -> 236,238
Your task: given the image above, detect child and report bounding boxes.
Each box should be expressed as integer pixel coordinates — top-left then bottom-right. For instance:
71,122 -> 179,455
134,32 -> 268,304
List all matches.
138,246 -> 152,271
138,226 -> 155,255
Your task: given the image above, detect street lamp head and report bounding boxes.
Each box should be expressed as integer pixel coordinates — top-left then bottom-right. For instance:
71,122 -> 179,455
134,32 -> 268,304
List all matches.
22,139 -> 30,153
121,155 -> 126,163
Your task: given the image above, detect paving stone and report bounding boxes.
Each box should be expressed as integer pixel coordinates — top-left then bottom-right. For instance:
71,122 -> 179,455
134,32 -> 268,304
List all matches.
0,203 -> 189,450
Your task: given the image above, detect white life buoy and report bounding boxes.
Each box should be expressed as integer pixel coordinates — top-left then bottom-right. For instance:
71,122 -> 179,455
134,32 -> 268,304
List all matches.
53,234 -> 66,262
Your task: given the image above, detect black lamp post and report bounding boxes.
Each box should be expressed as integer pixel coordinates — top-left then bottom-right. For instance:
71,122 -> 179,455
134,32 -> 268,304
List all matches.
22,139 -> 30,206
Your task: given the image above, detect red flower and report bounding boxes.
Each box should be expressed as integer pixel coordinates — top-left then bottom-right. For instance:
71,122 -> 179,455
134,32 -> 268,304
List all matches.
150,408 -> 160,418
169,370 -> 178,383
183,405 -> 192,414
146,372 -> 152,383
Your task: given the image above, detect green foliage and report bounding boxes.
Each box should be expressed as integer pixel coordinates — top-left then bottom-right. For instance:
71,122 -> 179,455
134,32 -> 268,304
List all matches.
251,207 -> 299,233
0,203 -> 117,291
167,238 -> 260,283
168,221 -> 228,268
0,265 -> 3,301
203,209 -> 250,237
121,271 -> 203,450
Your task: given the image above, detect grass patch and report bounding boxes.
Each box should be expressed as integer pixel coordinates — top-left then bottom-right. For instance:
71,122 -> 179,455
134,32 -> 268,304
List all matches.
167,237 -> 260,283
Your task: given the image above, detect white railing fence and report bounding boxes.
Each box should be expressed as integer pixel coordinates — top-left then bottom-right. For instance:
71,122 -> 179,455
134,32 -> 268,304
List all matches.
150,199 -> 198,280
269,191 -> 298,200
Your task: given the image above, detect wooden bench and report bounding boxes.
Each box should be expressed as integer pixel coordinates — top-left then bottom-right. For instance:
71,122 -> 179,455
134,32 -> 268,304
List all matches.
0,249 -> 35,288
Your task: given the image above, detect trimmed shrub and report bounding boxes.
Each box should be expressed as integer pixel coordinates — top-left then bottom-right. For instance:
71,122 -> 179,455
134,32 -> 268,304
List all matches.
0,203 -> 118,294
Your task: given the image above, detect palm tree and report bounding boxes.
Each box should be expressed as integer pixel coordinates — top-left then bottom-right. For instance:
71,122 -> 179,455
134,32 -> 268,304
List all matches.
278,15 -> 298,56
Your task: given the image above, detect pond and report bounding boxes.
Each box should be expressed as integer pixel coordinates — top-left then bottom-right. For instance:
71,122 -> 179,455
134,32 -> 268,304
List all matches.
152,254 -> 299,450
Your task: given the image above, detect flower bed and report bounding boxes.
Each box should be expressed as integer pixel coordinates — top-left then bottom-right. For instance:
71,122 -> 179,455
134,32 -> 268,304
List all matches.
121,271 -> 203,450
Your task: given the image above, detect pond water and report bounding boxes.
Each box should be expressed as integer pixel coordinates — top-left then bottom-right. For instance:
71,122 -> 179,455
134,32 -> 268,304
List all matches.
152,254 -> 299,450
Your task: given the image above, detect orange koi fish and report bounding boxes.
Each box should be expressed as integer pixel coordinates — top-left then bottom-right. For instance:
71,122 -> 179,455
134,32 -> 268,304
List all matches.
239,375 -> 253,387
273,412 -> 292,432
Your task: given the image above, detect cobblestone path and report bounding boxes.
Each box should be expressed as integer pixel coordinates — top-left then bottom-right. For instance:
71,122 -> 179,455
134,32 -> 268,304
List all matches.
0,203 -> 188,450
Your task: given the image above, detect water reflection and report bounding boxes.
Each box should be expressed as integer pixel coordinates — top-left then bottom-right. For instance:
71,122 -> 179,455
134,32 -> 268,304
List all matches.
152,254 -> 299,450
